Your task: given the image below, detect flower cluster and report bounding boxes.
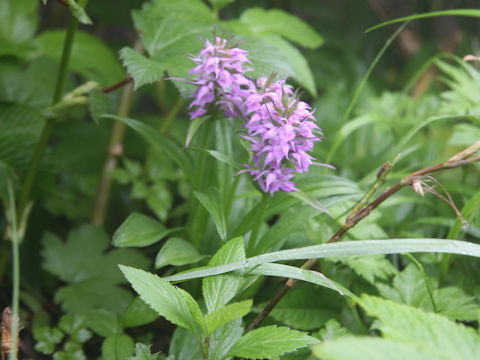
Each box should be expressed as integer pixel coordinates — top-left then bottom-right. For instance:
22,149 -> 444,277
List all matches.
188,37 -> 253,119
188,37 -> 326,195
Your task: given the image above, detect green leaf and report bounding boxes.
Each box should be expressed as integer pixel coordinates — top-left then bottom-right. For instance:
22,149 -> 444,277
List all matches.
228,325 -> 319,359
205,300 -> 252,336
113,212 -> 174,248
202,237 -> 246,313
163,238 -> 480,283
120,266 -> 204,337
367,9 -> 480,33
185,116 -> 208,147
194,188 -> 227,241
248,263 -> 354,298
188,147 -> 242,171
35,31 -> 124,85
314,337 -> 434,360
0,0 -> 38,44
102,115 -> 194,181
341,255 -> 397,284
41,225 -> 148,314
65,0 -> 92,24
119,47 -> 166,89
33,327 -> 64,354
58,314 -> 92,343
54,341 -> 87,360
155,237 -> 205,269
169,327 -> 202,360
123,296 -> 160,328
358,295 -> 480,359
317,319 -> 349,341
423,287 -> 479,321
129,343 -> 163,360
208,318 -> 243,360
238,7 -> 323,49
268,287 -> 339,331
102,334 -> 135,360
89,89 -> 111,123
83,309 -> 120,337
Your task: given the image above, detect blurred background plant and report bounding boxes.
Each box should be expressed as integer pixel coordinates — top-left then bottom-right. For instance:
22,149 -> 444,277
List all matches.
0,0 -> 479,359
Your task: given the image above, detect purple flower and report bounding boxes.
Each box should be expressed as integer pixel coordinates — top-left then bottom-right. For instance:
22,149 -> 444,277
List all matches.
242,77 -> 324,195
188,37 -> 253,119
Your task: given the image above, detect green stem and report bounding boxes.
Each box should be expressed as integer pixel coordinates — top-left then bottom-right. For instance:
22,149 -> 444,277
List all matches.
7,181 -> 20,360
17,12 -> 80,218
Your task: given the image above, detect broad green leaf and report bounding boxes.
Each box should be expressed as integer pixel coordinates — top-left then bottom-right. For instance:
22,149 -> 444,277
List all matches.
423,287 -> 479,321
269,287 -> 340,331
103,115 -> 194,181
129,343 -> 163,360
248,263 -> 354,298
367,9 -> 480,33
238,7 -> 323,49
202,237 -> 246,313
123,296 -> 159,328
163,238 -> 480,283
41,225 -> 148,314
65,0 -> 92,24
119,48 -> 166,89
120,266 -> 203,337
102,333 -> 135,360
113,212 -> 174,248
83,309 -> 119,337
35,31 -> 124,85
33,327 -> 64,354
359,295 -> 480,359
228,325 -> 319,359
0,0 -> 38,44
194,188 -> 227,241
169,327 -> 202,360
314,337 -> 434,360
205,300 -> 252,336
208,318 -> 243,360
155,237 -> 205,269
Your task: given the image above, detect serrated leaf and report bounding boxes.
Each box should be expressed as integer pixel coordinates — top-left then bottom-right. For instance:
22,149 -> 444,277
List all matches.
359,295 -> 480,359
65,0 -> 92,24
113,212 -> 174,248
123,296 -> 159,328
202,237 -> 246,313
228,325 -> 319,359
120,266 -> 203,337
155,237 -> 205,269
194,188 -> 227,241
205,300 -> 252,336
238,8 -> 323,49
129,343 -> 163,360
422,287 -> 479,321
342,255 -> 397,284
102,333 -> 135,360
119,47 -> 165,89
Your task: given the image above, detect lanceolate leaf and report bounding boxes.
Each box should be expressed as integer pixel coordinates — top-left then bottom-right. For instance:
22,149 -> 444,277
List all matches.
194,188 -> 227,241
119,266 -> 204,338
227,325 -> 319,359
205,300 -> 252,336
102,115 -> 194,180
163,239 -> 480,283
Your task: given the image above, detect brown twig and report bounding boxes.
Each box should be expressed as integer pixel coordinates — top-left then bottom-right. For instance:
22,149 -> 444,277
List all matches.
101,77 -> 133,94
246,148 -> 480,332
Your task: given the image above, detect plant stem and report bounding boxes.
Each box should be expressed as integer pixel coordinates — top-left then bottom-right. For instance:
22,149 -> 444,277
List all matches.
7,181 -> 20,360
406,253 -> 438,312
246,147 -> 480,331
17,14 -> 79,218
91,40 -> 142,226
